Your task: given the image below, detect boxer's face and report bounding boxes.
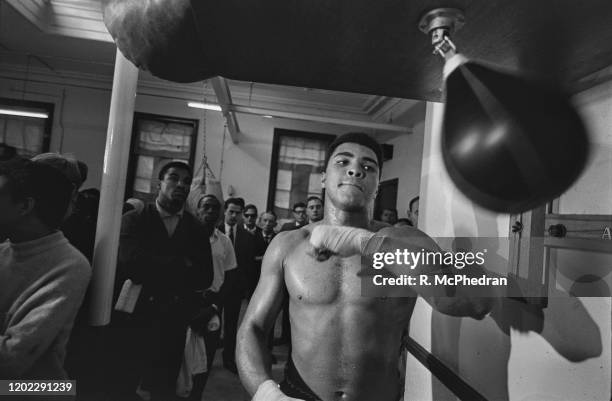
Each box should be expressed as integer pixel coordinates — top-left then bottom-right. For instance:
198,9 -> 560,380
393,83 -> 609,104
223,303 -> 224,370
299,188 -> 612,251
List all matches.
322,143 -> 379,211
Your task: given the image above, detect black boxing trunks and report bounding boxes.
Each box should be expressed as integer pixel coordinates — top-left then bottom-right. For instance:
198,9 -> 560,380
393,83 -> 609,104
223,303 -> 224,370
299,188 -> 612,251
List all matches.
279,357 -> 404,400
279,357 -> 322,401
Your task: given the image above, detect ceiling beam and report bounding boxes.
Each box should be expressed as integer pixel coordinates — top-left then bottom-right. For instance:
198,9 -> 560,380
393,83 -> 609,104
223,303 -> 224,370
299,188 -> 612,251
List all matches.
228,104 -> 410,133
210,77 -> 240,143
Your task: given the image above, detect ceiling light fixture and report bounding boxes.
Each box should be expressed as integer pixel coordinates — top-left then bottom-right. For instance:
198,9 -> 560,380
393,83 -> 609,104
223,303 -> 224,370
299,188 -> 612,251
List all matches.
187,102 -> 222,111
0,109 -> 49,119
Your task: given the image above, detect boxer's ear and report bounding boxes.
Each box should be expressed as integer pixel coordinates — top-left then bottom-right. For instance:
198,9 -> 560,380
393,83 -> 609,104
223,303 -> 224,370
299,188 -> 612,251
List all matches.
321,172 -> 326,188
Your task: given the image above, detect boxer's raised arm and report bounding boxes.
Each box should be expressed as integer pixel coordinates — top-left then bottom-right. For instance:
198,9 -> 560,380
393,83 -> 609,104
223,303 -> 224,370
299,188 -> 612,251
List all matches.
237,232 -> 300,400
375,226 -> 495,319
310,225 -> 495,319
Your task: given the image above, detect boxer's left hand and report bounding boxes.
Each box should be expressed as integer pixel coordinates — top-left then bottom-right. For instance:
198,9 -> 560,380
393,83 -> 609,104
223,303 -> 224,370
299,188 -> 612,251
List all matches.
310,225 -> 374,257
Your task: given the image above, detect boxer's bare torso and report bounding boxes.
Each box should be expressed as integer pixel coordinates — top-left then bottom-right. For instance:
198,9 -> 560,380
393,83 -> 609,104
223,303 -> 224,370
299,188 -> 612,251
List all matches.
238,140 -> 492,401
280,222 -> 416,401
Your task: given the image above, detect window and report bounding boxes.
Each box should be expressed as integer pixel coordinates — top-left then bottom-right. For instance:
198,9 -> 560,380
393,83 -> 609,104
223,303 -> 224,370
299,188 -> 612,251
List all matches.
0,98 -> 53,157
125,113 -> 198,203
266,129 -> 335,219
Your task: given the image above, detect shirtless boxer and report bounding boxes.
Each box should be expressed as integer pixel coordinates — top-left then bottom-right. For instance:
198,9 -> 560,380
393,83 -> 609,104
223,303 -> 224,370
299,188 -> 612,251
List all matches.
237,133 -> 494,401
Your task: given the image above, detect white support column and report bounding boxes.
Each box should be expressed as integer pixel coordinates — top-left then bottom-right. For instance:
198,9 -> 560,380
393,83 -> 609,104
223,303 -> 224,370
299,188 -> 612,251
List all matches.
89,49 -> 138,326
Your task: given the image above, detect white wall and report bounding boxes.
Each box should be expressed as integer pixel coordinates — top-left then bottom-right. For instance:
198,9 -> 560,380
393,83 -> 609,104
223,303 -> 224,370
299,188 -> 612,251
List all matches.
380,121 -> 424,219
506,79 -> 612,401
406,85 -> 611,401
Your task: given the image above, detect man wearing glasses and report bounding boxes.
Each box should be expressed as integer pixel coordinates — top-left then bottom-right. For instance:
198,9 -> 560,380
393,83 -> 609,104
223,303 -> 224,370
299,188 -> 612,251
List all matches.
279,202 -> 308,232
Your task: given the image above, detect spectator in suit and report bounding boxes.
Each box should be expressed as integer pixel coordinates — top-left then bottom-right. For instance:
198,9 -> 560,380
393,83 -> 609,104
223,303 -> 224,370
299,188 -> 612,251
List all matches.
115,161 -> 213,399
306,196 -> 323,223
187,194 -> 237,400
259,211 -> 278,246
243,204 -> 261,235
218,197 -> 257,374
279,202 -> 307,232
243,204 -> 266,298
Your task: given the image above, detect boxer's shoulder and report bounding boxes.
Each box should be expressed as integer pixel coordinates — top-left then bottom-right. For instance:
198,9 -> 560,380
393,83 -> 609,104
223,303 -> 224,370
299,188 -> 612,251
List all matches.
267,227 -> 309,258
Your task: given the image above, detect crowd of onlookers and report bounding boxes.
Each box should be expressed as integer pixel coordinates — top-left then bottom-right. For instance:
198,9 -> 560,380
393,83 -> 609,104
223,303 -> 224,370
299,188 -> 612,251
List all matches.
0,144 -> 418,400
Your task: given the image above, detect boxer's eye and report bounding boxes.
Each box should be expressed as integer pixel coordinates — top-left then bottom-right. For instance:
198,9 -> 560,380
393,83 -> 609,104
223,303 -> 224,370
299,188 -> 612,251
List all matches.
363,164 -> 377,172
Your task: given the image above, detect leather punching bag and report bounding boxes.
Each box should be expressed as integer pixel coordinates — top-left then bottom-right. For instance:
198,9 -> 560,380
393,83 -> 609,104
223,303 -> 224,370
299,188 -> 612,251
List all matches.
442,54 -> 589,213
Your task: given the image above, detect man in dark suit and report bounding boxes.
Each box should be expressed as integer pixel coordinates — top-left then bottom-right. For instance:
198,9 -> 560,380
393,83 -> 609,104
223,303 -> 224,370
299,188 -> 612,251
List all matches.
218,197 -> 257,373
115,161 -> 213,399
243,204 -> 267,297
259,211 -> 278,246
279,202 -> 308,232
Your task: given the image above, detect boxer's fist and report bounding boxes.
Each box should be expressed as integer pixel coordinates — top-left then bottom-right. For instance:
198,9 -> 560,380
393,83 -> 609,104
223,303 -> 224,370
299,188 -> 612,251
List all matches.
252,380 -> 305,401
309,225 -> 374,257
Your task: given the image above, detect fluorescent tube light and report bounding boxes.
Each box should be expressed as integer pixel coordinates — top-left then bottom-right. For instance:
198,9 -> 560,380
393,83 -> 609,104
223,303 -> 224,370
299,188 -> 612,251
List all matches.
187,102 -> 222,111
0,109 -> 49,119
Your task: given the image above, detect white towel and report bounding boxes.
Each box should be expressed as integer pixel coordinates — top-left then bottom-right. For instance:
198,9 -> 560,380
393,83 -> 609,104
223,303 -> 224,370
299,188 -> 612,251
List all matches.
176,327 -> 208,397
114,279 -> 142,314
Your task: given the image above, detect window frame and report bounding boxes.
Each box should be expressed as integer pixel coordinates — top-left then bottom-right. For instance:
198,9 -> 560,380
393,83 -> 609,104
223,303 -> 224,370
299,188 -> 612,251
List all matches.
0,97 -> 54,155
266,128 -> 335,214
125,112 -> 199,202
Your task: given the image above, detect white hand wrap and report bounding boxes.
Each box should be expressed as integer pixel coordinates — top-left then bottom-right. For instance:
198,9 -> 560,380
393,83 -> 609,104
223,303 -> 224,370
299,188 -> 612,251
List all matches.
310,225 -> 381,257
252,380 -> 285,401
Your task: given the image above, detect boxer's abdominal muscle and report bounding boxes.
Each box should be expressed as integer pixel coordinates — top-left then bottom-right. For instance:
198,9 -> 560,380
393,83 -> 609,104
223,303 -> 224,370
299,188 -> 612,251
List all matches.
283,235 -> 416,401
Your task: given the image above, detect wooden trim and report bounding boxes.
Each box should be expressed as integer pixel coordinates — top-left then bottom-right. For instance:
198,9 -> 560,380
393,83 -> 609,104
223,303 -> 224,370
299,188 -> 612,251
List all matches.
404,336 -> 488,401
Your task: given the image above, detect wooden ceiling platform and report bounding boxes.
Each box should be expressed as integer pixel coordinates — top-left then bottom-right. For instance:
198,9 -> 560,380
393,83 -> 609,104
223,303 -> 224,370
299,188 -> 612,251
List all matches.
104,0 -> 612,101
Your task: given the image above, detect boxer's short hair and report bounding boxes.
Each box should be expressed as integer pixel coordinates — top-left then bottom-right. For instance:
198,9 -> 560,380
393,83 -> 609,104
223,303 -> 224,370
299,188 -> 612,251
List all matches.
324,132 -> 383,175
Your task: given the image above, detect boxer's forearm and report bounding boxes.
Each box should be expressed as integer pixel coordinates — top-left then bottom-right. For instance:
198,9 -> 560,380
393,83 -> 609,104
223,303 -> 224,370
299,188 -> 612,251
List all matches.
236,322 -> 274,395
366,234 -> 498,318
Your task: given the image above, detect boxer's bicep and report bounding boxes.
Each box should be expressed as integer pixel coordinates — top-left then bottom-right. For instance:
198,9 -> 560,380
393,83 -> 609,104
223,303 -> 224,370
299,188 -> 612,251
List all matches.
244,236 -> 288,332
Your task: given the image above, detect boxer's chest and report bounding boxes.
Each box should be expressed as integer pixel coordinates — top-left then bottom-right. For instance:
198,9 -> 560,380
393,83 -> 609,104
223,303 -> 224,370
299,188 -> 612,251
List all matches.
284,241 -> 370,305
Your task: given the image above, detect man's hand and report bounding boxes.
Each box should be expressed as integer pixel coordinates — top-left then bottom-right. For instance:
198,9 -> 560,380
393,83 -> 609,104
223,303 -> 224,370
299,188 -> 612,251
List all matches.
252,380 -> 305,401
309,225 -> 374,257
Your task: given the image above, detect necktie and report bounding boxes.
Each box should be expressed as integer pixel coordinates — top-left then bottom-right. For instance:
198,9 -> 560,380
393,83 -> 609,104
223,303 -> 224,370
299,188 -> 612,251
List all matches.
229,226 -> 235,245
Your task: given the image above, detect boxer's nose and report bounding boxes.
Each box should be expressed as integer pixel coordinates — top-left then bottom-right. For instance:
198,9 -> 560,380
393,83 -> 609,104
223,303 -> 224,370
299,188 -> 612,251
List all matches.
347,168 -> 364,178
